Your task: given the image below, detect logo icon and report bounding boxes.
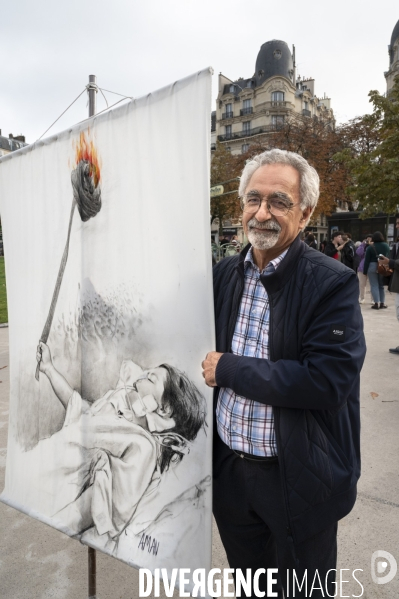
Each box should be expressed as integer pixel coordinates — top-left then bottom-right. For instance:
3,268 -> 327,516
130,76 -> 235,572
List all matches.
371,550 -> 397,584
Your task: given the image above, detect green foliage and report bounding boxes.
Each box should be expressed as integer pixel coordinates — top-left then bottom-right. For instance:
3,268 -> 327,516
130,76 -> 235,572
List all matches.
0,258 -> 8,324
210,142 -> 241,232
335,77 -> 399,218
267,116 -> 353,217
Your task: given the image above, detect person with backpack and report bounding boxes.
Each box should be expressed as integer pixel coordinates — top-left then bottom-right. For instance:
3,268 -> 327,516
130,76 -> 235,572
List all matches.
363,231 -> 390,309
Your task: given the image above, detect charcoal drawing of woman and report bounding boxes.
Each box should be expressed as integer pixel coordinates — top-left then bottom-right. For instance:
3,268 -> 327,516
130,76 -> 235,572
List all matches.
33,342 -> 206,542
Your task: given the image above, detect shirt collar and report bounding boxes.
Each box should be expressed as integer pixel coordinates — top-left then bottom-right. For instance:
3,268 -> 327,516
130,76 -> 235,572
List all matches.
244,245 -> 289,275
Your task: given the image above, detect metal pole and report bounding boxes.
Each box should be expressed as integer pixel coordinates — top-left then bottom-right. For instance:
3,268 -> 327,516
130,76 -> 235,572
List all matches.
88,546 -> 96,598
88,74 -> 97,118
88,74 -> 97,599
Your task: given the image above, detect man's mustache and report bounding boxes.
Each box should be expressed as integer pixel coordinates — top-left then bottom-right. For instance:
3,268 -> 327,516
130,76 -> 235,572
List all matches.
247,218 -> 281,232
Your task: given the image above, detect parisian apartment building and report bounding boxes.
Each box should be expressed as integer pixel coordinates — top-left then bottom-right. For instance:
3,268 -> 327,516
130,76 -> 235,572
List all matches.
211,39 -> 334,156
0,131 -> 27,157
385,19 -> 399,94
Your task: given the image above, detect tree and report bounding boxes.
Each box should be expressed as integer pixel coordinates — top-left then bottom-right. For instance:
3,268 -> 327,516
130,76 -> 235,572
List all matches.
269,116 -> 355,218
210,142 -> 241,234
335,77 -> 399,217
233,116 -> 354,219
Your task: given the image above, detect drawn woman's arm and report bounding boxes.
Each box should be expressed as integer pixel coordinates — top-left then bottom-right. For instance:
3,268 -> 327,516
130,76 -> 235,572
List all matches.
36,341 -> 73,409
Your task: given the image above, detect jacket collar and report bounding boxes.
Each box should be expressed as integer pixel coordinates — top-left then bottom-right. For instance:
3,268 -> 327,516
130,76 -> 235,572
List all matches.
235,234 -> 306,294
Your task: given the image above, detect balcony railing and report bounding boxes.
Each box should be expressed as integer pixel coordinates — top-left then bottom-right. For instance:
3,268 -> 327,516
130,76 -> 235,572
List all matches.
217,124 -> 284,142
222,111 -> 234,120
302,109 -> 311,117
270,101 -> 287,107
240,107 -> 253,116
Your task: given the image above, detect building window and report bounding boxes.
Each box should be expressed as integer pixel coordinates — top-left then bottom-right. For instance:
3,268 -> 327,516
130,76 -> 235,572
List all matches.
272,115 -> 284,128
242,121 -> 251,134
241,98 -> 252,116
225,125 -> 232,139
242,144 -> 249,153
229,85 -> 235,93
304,101 -> 309,110
271,91 -> 284,102
225,103 -> 233,118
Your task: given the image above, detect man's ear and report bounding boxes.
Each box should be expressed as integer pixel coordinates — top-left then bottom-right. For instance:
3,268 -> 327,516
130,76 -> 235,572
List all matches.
299,206 -> 313,228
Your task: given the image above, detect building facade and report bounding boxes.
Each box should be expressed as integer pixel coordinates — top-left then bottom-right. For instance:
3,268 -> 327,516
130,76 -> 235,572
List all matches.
385,19 -> 399,94
0,131 -> 27,157
327,212 -> 397,246
214,40 -> 334,155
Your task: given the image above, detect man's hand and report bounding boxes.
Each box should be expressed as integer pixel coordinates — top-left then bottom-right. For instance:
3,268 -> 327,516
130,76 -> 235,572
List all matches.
201,352 -> 223,387
379,256 -> 390,266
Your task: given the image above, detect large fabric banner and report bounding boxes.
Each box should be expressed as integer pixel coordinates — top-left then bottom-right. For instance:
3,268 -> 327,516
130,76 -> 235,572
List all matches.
0,69 -> 214,585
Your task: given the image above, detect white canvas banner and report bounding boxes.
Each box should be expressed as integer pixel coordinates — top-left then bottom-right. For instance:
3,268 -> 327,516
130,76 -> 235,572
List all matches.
0,68 -> 214,586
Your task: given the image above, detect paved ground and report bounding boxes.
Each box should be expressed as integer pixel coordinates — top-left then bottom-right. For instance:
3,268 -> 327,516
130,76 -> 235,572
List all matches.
0,285 -> 399,598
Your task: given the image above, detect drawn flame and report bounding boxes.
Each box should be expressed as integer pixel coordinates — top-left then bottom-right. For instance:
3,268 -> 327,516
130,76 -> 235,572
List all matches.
74,131 -> 101,187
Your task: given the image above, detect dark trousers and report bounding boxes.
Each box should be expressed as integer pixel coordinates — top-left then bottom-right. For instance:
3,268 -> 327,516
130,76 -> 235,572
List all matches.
213,434 -> 337,598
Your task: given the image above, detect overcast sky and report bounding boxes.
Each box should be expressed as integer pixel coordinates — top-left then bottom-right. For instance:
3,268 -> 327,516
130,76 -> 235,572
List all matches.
1,0 -> 398,143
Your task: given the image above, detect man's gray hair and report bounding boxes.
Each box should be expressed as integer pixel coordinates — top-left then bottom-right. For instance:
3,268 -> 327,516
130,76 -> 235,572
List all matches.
238,149 -> 320,213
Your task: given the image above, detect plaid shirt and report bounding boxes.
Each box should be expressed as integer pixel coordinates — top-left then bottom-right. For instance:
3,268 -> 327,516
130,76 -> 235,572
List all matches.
216,247 -> 288,456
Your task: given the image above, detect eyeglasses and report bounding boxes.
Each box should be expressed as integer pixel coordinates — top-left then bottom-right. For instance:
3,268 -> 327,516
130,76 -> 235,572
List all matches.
240,193 -> 299,216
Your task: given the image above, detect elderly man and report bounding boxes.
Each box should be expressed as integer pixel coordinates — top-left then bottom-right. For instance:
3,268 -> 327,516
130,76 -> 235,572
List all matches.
202,149 -> 366,598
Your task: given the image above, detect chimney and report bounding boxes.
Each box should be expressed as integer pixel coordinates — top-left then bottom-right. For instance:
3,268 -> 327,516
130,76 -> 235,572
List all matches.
14,135 -> 25,143
9,133 -> 13,139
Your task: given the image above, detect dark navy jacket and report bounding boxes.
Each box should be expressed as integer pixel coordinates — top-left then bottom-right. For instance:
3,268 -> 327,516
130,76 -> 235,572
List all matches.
213,234 -> 366,545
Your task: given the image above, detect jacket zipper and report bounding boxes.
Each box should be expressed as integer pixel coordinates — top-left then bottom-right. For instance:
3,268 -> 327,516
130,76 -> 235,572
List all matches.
269,294 -> 298,561
228,266 -> 244,351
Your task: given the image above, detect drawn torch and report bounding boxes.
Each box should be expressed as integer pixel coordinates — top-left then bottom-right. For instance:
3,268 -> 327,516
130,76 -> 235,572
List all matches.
36,133 -> 102,380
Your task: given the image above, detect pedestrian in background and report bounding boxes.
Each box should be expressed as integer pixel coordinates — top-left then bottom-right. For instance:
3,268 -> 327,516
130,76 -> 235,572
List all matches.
356,235 -> 372,304
230,235 -> 241,252
339,234 -> 356,270
379,216 -> 399,352
305,233 -> 317,249
324,231 -> 343,260
363,231 -> 390,310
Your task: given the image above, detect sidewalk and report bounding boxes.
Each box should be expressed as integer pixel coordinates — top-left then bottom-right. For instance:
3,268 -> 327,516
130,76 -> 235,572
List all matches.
0,287 -> 398,598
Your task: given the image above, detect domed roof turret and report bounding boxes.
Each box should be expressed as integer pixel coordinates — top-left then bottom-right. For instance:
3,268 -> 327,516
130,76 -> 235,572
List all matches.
389,20 -> 399,64
255,40 -> 294,87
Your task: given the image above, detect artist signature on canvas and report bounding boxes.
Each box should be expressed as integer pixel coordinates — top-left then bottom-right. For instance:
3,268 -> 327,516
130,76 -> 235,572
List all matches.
138,533 -> 160,556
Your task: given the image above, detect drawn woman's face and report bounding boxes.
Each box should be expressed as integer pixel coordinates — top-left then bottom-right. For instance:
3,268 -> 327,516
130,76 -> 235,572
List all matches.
132,367 -> 176,432
134,367 -> 167,408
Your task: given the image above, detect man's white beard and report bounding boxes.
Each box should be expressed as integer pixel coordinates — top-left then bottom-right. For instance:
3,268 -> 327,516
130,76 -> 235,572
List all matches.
247,217 -> 281,250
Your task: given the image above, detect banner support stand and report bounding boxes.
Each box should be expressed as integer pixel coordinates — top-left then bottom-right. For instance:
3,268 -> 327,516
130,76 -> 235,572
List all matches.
88,546 -> 97,598
88,74 -> 97,120
87,73 -> 98,599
